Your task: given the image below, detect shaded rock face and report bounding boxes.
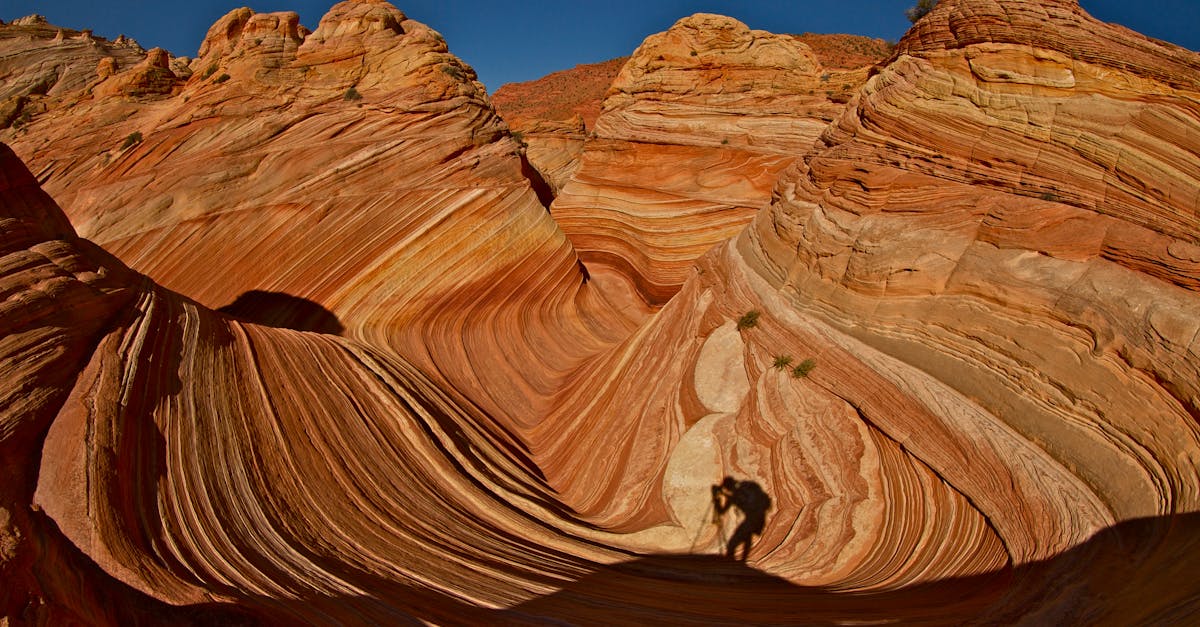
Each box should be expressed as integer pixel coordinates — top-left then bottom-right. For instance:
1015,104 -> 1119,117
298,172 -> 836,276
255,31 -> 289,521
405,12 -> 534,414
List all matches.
551,14 -> 874,306
3,0 -> 1200,625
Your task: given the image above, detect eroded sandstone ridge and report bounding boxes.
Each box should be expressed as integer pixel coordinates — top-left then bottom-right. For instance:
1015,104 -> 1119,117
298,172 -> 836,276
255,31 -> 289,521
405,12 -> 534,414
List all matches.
2,0 -> 1200,624
550,14 -> 875,306
491,57 -> 627,193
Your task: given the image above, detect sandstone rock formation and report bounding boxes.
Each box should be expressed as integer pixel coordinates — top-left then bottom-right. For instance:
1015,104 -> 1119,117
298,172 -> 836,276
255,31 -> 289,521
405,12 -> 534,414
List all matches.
492,56 -> 628,131
491,35 -> 888,197
0,17 -> 149,130
550,14 -> 872,305
3,0 -> 1200,624
492,57 -> 628,192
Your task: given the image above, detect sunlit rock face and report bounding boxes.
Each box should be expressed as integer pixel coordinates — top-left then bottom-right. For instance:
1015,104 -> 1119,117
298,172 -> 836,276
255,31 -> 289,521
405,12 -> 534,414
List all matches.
722,0 -> 1198,616
0,17 -> 149,129
492,56 -> 628,193
0,0 -> 634,432
1,0 -> 573,343
551,13 -> 872,306
3,0 -> 1200,624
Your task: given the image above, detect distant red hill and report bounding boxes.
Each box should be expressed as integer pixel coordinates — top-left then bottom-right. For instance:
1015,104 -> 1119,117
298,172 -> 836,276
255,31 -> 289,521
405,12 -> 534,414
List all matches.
492,33 -> 891,130
790,32 -> 893,69
492,57 -> 628,129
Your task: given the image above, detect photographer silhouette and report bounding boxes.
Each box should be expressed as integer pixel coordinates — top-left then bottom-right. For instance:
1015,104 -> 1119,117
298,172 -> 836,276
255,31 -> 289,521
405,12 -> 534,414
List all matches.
711,476 -> 771,561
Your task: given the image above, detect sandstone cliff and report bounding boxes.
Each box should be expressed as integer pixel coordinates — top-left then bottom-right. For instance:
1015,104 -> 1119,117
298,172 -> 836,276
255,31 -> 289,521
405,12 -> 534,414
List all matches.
549,14 -> 874,306
491,34 -> 890,197
491,56 -> 628,193
2,0 -> 1200,624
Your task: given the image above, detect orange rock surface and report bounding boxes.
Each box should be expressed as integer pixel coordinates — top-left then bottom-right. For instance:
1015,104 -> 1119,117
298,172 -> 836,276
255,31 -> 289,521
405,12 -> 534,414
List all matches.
550,14 -> 870,306
492,57 -> 628,194
790,33 -> 893,70
3,0 -> 1200,624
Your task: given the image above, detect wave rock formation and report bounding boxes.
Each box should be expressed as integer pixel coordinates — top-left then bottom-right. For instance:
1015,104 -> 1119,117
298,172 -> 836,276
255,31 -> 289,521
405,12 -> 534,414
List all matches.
2,0 -> 1200,624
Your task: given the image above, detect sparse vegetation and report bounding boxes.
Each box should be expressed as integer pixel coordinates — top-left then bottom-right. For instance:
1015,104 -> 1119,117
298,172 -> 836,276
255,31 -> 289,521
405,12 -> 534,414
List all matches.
906,0 -> 938,24
121,131 -> 143,150
736,311 -> 760,330
344,86 -> 362,101
441,64 -> 464,80
214,73 -> 230,84
511,130 -> 526,147
690,50 -> 698,57
11,110 -> 32,129
772,355 -> 793,370
792,359 -> 817,378
721,138 -> 729,145
203,65 -> 217,79
1040,192 -> 1060,202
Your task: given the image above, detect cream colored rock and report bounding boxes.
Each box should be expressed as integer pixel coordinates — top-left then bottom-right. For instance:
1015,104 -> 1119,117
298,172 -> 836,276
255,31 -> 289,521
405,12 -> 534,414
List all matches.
694,321 -> 749,413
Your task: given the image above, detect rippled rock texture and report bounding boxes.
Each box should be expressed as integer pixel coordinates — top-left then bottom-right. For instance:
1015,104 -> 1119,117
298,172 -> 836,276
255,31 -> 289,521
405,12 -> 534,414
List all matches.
551,14 -> 873,305
3,0 -> 1200,624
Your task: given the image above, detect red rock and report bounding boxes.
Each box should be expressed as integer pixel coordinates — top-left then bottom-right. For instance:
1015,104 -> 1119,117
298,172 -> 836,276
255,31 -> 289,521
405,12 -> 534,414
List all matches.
2,0 -> 1200,624
551,13 -> 864,305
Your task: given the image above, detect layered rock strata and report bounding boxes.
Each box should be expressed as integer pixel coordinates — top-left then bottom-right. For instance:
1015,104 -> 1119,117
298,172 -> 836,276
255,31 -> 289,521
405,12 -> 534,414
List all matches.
0,17 -> 150,129
718,0 -> 1200,617
550,14 -> 869,305
2,0 -> 1200,624
492,57 -> 628,193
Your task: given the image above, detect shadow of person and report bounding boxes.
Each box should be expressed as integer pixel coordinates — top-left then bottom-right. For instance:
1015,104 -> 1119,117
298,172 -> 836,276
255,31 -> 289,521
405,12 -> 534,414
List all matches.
712,476 -> 771,561
217,290 -> 343,335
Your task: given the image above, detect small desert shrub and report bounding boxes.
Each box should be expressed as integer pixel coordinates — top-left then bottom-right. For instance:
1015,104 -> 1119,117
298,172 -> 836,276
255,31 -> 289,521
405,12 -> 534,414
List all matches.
1040,192 -> 1060,202
121,131 -> 143,149
511,130 -> 526,147
203,65 -> 217,79
906,0 -> 938,23
441,64 -> 463,80
344,87 -> 362,101
214,73 -> 230,84
736,311 -> 760,330
772,355 -> 793,370
792,358 -> 817,378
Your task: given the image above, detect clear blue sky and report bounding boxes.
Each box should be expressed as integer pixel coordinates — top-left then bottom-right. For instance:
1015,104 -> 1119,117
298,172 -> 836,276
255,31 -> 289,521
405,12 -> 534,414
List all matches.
5,1 -> 1197,92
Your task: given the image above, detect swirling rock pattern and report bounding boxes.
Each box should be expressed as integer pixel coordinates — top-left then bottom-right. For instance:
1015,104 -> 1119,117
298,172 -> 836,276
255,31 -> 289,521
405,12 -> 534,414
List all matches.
3,0 -> 1200,624
550,14 -> 870,305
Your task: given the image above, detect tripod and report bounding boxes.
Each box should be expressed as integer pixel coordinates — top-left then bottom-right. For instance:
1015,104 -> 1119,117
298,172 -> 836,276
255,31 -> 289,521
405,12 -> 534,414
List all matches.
689,498 -> 728,554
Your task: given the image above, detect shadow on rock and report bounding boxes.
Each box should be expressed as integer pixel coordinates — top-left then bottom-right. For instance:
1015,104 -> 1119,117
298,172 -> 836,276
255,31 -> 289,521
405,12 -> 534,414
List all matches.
15,507 -> 1199,625
217,290 -> 343,335
504,512 -> 1200,625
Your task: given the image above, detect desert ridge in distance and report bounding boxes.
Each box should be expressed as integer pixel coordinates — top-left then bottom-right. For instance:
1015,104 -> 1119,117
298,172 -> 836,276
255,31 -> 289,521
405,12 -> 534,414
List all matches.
2,0 -> 1200,624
